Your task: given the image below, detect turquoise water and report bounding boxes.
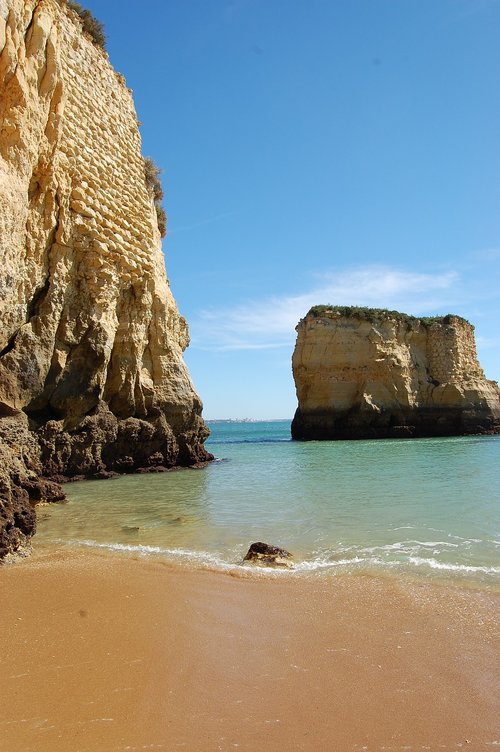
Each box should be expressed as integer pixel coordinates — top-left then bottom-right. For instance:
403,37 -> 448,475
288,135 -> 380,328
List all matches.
36,421 -> 500,586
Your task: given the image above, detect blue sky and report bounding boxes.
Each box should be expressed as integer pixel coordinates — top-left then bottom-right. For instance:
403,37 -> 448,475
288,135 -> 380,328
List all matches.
86,0 -> 499,419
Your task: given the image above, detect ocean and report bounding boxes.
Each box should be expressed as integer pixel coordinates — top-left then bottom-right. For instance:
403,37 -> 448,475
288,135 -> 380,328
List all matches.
35,420 -> 500,588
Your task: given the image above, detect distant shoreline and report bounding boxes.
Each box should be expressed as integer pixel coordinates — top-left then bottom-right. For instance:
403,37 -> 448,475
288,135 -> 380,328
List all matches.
205,417 -> 292,423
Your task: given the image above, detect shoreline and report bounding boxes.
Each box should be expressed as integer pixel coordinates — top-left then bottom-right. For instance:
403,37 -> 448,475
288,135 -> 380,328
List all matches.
1,547 -> 499,751
27,533 -> 500,595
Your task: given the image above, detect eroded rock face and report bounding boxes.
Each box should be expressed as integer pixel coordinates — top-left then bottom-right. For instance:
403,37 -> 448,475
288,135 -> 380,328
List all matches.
0,0 -> 211,556
0,410 -> 66,558
291,308 -> 500,440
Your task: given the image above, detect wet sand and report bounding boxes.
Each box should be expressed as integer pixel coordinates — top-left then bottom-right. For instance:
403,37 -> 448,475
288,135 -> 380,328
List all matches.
1,548 -> 499,752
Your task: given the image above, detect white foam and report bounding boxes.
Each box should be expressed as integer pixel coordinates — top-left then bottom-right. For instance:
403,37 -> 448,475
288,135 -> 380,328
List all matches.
65,539 -> 233,570
408,540 -> 459,548
74,539 -> 166,555
59,539 -> 500,580
294,557 -> 366,571
360,542 -> 407,553
391,526 -> 416,531
408,556 -> 500,575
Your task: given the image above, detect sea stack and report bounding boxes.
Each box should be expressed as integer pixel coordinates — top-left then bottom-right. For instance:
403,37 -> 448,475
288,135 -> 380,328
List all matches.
291,306 -> 500,440
0,0 -> 211,557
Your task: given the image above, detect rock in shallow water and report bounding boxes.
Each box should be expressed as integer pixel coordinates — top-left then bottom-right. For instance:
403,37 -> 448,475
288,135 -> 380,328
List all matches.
243,542 -> 294,569
292,307 -> 500,440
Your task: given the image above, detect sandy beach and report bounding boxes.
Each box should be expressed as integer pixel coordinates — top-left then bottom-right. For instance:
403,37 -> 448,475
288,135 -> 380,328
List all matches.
1,548 -> 498,752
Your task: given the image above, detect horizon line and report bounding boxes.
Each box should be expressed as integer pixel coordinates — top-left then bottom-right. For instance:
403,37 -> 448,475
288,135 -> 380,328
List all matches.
204,417 -> 293,422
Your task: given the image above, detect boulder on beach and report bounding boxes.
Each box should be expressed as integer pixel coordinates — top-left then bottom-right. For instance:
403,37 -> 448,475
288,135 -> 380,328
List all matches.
243,542 -> 294,569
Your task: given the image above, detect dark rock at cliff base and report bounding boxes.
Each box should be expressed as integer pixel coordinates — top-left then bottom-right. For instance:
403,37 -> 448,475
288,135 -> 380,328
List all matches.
0,413 -> 67,559
243,542 -> 294,568
21,479 -> 66,503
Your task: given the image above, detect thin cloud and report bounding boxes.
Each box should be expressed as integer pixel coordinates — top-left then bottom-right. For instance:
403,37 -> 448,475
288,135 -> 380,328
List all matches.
190,265 -> 460,351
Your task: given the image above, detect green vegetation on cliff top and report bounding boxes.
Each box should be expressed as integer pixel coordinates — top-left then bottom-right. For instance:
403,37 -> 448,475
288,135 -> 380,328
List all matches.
67,2 -> 106,50
144,158 -> 167,238
306,305 -> 470,328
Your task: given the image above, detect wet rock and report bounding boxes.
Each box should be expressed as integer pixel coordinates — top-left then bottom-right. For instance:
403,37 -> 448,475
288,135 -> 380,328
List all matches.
22,479 -> 66,503
92,469 -> 121,481
136,465 -> 169,474
243,541 -> 294,569
0,415 -> 41,559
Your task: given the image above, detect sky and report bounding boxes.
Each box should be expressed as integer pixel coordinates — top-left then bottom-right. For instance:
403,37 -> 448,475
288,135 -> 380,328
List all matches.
86,0 -> 499,419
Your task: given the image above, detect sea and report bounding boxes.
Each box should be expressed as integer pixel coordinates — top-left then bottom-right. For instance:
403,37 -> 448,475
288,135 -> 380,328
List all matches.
35,420 -> 500,589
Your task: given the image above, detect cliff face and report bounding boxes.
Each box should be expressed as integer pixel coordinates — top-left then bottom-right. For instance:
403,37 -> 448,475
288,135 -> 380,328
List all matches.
0,0 -> 211,557
291,307 -> 500,440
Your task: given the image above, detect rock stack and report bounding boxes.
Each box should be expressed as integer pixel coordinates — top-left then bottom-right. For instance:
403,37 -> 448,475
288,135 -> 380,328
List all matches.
292,307 -> 500,440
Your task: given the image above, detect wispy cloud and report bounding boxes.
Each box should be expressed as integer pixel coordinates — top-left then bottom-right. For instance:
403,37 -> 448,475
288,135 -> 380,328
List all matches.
190,265 -> 460,351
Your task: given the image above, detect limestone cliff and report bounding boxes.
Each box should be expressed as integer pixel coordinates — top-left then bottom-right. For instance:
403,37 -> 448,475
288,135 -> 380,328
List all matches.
0,0 -> 211,557
291,306 -> 500,440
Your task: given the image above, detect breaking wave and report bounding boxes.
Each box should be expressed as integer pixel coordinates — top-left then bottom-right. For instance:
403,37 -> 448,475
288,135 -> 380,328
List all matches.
56,538 -> 500,584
